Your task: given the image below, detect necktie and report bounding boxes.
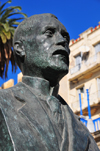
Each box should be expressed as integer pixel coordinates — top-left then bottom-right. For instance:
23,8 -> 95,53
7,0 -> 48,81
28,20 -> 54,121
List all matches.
47,96 -> 62,114
47,96 -> 64,133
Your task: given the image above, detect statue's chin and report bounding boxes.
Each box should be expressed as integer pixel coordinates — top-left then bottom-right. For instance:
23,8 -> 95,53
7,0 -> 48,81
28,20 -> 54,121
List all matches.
42,68 -> 68,87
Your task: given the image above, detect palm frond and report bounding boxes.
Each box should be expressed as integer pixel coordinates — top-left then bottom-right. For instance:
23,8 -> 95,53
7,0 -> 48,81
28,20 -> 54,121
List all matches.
3,30 -> 11,40
1,11 -> 27,22
1,22 -> 9,31
8,6 -> 22,11
7,18 -> 25,25
0,0 -> 27,79
0,6 -> 22,17
11,21 -> 20,25
0,32 -> 7,43
9,28 -> 14,35
1,9 -> 17,21
0,0 -> 11,12
7,12 -> 27,18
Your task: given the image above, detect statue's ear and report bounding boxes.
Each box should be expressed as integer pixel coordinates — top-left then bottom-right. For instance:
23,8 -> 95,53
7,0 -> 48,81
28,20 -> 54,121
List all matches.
14,41 -> 25,63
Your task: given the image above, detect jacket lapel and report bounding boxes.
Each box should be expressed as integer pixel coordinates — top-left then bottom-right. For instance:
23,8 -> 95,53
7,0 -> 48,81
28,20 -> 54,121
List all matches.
12,82 -> 60,151
63,105 -> 89,151
0,107 -> 14,151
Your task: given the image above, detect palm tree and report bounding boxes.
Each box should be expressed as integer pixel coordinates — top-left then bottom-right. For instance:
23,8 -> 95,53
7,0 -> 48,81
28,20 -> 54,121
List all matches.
0,0 -> 27,79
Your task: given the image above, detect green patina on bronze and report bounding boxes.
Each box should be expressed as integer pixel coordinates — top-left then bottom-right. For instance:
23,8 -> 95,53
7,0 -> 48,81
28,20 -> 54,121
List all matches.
0,108 -> 13,151
13,13 -> 70,87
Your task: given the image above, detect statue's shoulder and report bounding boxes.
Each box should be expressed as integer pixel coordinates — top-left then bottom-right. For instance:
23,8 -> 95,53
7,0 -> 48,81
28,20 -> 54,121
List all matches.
0,82 -> 25,104
0,87 -> 12,99
0,82 -> 20,95
0,87 -> 13,110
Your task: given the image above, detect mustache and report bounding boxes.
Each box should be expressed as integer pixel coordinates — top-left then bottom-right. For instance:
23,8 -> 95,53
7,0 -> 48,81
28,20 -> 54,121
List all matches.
52,46 -> 69,65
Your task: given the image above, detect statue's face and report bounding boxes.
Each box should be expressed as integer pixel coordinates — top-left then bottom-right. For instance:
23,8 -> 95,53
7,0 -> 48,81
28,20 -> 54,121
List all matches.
24,16 -> 70,81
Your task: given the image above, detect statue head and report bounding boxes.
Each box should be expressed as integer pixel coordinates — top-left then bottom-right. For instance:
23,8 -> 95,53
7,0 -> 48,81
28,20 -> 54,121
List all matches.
13,13 -> 70,86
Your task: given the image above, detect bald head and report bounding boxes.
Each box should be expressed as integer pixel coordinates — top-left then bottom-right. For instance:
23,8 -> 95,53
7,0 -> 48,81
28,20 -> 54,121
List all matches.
13,13 -> 58,44
13,14 -> 61,71
13,13 -> 70,86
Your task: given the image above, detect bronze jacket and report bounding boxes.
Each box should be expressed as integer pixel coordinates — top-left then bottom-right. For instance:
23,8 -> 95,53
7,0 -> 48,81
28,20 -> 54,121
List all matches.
0,79 -> 99,151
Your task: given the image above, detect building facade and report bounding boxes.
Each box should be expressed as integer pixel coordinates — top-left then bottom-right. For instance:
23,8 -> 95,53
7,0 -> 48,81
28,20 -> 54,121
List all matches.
59,23 -> 100,148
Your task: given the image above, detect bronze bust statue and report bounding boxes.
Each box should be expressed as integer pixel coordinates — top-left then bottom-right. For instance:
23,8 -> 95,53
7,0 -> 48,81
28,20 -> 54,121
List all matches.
0,13 -> 99,151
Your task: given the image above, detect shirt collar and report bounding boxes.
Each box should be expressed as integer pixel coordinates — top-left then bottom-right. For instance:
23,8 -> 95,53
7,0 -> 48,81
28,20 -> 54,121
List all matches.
22,76 -> 59,99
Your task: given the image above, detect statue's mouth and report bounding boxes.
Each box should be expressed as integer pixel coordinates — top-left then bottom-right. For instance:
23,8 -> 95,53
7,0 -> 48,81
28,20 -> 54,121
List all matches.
52,49 -> 69,66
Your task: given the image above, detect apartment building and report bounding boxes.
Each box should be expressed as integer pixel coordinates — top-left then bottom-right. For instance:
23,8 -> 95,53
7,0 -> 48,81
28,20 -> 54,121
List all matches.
59,23 -> 100,148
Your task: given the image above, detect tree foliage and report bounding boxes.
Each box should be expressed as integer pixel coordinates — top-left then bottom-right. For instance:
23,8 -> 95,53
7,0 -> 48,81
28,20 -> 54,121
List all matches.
0,0 -> 27,78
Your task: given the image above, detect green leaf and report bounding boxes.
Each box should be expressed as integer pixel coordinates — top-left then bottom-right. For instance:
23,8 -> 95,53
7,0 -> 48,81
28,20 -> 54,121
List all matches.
9,26 -> 15,30
8,6 -> 22,11
1,11 -> 27,22
0,7 -> 15,17
0,24 -> 5,31
7,12 -> 27,18
4,31 -> 11,39
0,9 -> 7,16
0,6 -> 22,18
0,22 -> 3,26
10,29 -> 14,36
0,0 -> 11,12
7,18 -> 25,25
0,32 -> 7,43
0,23 -> 11,40
11,21 -> 20,25
8,0 -> 12,3
1,9 -> 15,21
1,22 -> 9,32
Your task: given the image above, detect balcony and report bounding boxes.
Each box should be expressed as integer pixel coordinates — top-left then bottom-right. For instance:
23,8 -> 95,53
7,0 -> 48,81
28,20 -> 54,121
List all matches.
81,117 -> 100,132
69,52 -> 100,82
70,90 -> 100,113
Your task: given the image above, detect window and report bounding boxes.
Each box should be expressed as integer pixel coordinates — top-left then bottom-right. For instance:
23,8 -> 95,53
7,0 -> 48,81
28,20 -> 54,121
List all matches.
97,78 -> 100,98
75,53 -> 81,69
94,43 -> 100,54
82,52 -> 89,62
77,86 -> 85,102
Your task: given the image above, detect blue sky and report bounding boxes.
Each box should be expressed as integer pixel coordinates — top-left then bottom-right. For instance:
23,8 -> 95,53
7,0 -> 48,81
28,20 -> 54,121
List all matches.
0,0 -> 100,86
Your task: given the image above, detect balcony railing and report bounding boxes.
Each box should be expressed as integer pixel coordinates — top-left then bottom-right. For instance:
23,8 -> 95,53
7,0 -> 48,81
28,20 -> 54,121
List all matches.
70,64 -> 81,75
81,117 -> 100,132
70,52 -> 100,75
70,90 -> 100,111
70,90 -> 100,132
93,118 -> 100,131
80,118 -> 87,126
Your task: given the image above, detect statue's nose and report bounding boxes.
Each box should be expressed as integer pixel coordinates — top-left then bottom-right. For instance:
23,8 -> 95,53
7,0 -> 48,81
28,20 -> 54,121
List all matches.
55,32 -> 66,46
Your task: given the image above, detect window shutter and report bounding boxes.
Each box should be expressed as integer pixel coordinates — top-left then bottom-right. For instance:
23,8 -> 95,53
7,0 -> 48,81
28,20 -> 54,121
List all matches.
77,89 -> 81,94
75,55 -> 81,65
94,43 -> 100,54
77,87 -> 84,102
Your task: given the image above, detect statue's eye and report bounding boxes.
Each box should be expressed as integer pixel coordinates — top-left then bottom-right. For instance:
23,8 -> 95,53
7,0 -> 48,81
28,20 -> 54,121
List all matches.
63,35 -> 67,40
63,35 -> 67,39
63,35 -> 69,44
45,29 -> 54,37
